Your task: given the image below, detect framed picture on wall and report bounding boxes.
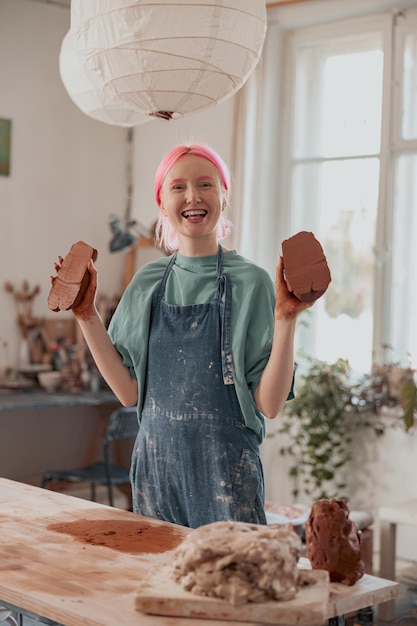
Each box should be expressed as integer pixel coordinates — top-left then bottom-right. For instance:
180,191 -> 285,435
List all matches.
0,118 -> 12,176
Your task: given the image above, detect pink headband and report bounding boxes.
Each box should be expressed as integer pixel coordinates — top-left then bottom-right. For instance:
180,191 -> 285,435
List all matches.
154,143 -> 230,206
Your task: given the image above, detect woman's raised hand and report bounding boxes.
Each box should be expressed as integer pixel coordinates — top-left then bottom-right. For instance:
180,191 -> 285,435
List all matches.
274,256 -> 313,321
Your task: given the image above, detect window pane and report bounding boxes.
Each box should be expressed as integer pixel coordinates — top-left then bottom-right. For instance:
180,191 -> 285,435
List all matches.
402,32 -> 417,140
291,158 -> 379,372
294,46 -> 383,158
390,154 -> 417,367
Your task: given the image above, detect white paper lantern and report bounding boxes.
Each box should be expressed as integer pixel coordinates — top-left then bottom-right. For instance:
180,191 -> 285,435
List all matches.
59,30 -> 152,127
70,0 -> 267,120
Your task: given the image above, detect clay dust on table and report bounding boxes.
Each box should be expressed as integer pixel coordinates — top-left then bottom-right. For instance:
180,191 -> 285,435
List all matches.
47,519 -> 185,554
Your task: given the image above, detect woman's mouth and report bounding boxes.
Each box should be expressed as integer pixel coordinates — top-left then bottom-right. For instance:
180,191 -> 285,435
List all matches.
182,209 -> 207,220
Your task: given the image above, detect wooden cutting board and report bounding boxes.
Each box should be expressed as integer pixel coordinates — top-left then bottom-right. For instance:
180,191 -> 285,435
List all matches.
135,565 -> 329,625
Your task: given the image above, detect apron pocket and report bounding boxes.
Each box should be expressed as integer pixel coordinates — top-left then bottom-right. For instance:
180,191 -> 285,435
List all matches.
231,448 -> 266,524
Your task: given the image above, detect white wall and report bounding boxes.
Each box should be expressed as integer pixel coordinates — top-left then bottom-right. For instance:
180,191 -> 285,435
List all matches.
0,0 -> 125,366
0,0 -> 235,368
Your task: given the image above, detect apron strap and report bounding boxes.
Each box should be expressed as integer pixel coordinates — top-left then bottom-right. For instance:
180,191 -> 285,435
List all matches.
216,245 -> 235,386
217,273 -> 235,385
151,253 -> 178,320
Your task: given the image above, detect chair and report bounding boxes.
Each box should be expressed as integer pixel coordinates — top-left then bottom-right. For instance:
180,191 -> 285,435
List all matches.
41,406 -> 139,507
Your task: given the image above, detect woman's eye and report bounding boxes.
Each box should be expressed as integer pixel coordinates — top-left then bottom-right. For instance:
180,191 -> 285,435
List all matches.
199,182 -> 212,188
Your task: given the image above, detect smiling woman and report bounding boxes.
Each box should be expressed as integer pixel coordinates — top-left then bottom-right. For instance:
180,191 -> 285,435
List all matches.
49,141 -> 319,531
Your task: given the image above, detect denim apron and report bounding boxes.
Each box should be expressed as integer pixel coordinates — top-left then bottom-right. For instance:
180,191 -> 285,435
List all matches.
130,245 -> 266,528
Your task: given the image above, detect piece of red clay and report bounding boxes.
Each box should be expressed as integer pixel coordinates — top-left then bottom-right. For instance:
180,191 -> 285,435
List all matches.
282,231 -> 331,303
305,498 -> 364,586
48,241 -> 98,312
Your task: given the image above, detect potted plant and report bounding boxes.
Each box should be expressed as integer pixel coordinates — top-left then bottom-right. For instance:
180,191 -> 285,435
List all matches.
352,361 -> 416,429
275,355 -> 417,501
277,356 -> 354,501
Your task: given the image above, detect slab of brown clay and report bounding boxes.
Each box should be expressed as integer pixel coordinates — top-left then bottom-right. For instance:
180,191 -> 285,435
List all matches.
282,231 -> 331,303
305,498 -> 364,586
48,241 -> 98,312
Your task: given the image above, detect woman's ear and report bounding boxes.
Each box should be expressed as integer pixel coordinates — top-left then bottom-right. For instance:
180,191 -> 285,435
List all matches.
221,191 -> 228,212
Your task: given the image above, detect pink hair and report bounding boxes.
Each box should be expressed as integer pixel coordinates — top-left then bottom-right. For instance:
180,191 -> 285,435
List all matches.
154,144 -> 232,253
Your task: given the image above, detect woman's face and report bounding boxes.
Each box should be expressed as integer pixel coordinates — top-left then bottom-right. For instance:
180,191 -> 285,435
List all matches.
159,154 -> 226,253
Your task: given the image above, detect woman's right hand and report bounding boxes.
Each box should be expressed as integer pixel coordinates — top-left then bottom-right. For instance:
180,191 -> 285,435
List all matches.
49,242 -> 98,317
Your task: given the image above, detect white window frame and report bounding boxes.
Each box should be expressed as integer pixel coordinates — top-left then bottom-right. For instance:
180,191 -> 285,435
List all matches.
278,8 -> 417,367
389,10 -> 417,365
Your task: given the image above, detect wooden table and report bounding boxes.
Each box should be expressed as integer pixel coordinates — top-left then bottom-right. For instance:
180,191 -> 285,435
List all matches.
378,498 -> 417,621
0,479 -> 399,626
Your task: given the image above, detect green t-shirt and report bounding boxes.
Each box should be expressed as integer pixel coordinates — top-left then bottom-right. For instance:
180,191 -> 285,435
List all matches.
108,249 -> 279,442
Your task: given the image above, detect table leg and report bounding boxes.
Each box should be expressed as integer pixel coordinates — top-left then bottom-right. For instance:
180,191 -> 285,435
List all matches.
378,521 -> 397,621
0,602 -> 60,626
355,606 -> 375,624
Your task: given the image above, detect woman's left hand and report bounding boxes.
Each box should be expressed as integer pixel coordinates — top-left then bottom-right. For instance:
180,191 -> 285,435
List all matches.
275,256 -> 313,321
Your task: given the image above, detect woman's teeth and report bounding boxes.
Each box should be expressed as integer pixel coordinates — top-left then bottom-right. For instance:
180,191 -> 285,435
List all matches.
183,209 -> 207,218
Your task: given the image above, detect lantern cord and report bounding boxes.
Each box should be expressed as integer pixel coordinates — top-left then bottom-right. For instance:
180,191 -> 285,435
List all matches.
124,127 -> 134,225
